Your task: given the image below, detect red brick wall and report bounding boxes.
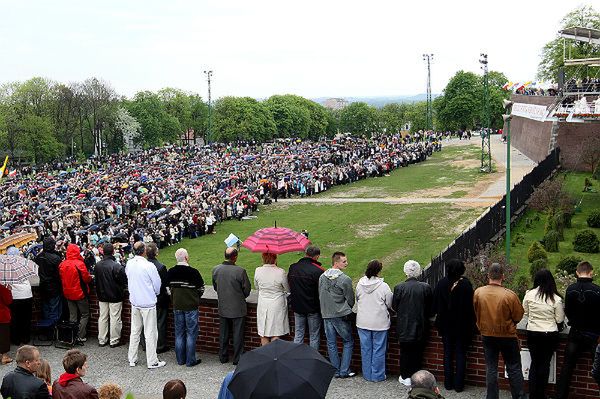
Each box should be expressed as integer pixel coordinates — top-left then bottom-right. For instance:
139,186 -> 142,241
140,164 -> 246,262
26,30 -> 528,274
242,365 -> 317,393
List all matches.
508,94 -> 600,172
32,289 -> 598,399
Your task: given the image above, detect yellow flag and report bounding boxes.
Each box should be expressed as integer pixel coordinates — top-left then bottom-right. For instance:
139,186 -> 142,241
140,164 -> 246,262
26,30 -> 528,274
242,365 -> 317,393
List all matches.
0,156 -> 8,178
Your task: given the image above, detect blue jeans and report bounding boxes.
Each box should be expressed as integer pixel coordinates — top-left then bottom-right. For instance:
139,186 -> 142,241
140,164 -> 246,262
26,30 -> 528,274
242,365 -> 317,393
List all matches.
174,310 -> 199,366
293,312 -> 321,351
482,336 -> 525,399
357,328 -> 387,382
323,317 -> 354,377
42,295 -> 62,324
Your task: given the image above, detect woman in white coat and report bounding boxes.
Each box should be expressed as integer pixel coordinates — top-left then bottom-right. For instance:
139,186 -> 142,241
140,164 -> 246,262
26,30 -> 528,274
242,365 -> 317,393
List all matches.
356,259 -> 393,382
254,253 -> 290,346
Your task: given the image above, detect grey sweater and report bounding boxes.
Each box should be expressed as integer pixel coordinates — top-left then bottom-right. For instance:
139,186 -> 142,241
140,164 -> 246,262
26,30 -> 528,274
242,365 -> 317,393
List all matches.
319,268 -> 355,319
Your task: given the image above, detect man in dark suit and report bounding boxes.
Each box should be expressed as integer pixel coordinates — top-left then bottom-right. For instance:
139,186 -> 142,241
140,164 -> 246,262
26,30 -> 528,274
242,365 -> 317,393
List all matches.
146,243 -> 170,353
212,247 -> 251,365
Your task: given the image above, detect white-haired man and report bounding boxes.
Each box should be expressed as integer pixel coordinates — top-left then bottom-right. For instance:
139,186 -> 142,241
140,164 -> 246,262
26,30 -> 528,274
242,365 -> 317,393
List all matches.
392,260 -> 433,386
167,248 -> 205,367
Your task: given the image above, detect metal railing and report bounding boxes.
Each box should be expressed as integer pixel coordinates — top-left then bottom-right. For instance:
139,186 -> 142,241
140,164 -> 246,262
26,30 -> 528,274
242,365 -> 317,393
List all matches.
421,148 -> 560,288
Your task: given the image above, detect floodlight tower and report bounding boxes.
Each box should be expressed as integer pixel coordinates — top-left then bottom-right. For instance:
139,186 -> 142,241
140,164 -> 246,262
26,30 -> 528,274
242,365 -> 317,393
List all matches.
203,70 -> 213,143
422,54 -> 434,131
479,53 -> 492,173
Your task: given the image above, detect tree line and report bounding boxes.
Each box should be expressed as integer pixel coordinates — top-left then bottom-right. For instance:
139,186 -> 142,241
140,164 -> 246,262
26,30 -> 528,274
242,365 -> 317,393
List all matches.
0,72 -> 510,164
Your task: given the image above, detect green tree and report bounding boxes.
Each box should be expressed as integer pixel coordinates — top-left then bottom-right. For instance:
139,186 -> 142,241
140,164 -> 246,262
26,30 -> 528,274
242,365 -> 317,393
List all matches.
339,102 -> 377,135
212,96 -> 276,142
537,5 -> 600,82
378,103 -> 408,134
434,71 -> 481,131
405,101 -> 429,132
21,115 -> 63,163
126,91 -> 181,147
265,95 -> 311,138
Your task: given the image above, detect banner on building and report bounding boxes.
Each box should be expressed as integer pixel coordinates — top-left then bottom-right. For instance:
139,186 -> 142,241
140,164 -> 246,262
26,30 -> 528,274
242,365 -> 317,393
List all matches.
511,103 -> 550,122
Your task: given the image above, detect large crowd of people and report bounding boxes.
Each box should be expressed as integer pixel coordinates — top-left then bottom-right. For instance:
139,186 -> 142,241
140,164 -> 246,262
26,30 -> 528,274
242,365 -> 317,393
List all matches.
1,132 -> 442,262
1,240 -> 599,398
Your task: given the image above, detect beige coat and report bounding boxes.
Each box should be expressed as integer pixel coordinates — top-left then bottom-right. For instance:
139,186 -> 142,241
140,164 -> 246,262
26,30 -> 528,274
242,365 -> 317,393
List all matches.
254,264 -> 290,337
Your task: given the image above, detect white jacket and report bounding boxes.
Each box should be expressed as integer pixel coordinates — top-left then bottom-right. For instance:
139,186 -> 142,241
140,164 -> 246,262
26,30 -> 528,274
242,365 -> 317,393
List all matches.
355,276 -> 393,331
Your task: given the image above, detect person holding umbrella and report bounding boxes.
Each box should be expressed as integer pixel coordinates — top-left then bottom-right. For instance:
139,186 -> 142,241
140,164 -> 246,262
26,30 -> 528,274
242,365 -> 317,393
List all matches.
254,252 -> 290,346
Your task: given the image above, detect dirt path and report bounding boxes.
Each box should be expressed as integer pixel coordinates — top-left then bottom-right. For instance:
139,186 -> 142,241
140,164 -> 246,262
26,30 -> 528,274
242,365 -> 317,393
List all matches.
276,136 -> 537,207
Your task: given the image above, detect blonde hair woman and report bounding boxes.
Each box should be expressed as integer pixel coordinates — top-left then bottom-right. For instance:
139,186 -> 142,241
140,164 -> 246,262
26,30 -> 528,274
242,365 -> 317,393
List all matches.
254,253 -> 290,345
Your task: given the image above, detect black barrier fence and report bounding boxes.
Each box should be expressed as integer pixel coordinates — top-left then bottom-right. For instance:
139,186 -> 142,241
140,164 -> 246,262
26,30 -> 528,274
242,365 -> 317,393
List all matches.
421,147 -> 560,288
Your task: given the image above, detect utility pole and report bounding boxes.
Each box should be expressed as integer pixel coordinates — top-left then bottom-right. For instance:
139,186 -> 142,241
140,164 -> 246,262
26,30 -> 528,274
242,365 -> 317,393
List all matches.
502,99 -> 514,265
203,70 -> 213,144
422,54 -> 434,131
479,53 -> 492,173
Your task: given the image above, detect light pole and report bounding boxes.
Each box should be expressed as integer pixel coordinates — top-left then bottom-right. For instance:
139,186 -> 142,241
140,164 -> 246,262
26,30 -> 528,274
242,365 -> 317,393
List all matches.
502,99 -> 513,265
422,54 -> 434,131
480,53 -> 492,173
203,70 -> 213,144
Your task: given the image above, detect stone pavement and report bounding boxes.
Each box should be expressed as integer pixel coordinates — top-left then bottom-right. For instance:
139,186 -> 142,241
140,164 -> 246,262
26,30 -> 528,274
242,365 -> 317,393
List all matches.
0,338 -> 514,398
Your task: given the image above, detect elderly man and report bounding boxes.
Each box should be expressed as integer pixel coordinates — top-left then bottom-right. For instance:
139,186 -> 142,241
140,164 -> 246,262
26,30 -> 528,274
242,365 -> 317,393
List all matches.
407,370 -> 445,399
212,247 -> 251,365
473,263 -> 525,399
392,260 -> 433,386
167,248 -> 205,367
1,345 -> 51,399
94,243 -> 127,348
126,242 -> 166,369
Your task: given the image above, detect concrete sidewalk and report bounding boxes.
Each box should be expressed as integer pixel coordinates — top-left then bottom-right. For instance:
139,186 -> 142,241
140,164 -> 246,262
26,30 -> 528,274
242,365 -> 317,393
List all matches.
0,338 -> 513,398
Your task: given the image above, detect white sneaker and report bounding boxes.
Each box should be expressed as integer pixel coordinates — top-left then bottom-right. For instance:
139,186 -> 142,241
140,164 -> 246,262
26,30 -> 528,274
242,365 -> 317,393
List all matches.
129,361 -> 136,367
148,360 -> 166,369
399,377 -> 411,386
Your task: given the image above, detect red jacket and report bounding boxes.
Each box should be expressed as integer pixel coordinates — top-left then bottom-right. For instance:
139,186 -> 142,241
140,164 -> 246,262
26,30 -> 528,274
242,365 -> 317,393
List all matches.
59,244 -> 92,301
0,284 -> 12,323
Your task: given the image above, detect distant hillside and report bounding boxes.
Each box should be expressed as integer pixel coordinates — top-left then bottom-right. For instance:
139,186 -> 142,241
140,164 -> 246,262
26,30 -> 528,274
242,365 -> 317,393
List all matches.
313,94 -> 440,108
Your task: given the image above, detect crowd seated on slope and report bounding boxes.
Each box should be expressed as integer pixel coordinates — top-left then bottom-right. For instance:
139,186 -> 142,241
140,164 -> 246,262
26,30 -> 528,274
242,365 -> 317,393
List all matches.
0,132 -> 442,260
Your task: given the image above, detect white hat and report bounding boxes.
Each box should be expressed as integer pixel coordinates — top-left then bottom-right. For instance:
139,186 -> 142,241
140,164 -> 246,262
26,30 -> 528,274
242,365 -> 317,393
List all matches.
404,260 -> 422,279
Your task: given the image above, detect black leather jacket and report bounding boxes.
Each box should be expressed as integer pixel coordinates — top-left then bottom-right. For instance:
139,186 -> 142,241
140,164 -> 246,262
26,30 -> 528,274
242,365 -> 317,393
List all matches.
288,257 -> 325,314
393,278 -> 433,342
94,256 -> 128,303
1,366 -> 51,399
565,277 -> 600,335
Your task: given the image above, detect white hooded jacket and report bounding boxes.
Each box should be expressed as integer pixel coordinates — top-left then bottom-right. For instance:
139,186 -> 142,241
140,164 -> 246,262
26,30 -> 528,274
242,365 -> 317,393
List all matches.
355,276 -> 393,331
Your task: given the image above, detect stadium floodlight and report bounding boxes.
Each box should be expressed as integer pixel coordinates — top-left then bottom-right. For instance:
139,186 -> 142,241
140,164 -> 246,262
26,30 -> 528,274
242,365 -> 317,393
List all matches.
203,70 -> 213,144
503,98 -> 514,266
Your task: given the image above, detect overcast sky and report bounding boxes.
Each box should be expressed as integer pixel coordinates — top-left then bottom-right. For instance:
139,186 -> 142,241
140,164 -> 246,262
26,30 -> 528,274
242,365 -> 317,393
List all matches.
0,1 -> 586,99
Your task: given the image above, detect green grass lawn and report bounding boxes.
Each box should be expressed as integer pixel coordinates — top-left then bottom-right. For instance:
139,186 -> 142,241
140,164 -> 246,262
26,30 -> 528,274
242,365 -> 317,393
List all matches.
158,202 -> 484,286
320,144 -> 485,199
157,144 -> 488,286
508,172 -> 600,283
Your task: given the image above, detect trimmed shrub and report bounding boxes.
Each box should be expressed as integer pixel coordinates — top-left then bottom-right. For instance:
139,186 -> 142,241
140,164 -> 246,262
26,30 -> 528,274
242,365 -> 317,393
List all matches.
544,211 -> 564,241
573,229 -> 600,253
587,211 -> 600,228
527,241 -> 548,263
542,230 -> 560,252
562,211 -> 573,228
530,258 -> 548,280
556,256 -> 583,275
512,275 -> 530,301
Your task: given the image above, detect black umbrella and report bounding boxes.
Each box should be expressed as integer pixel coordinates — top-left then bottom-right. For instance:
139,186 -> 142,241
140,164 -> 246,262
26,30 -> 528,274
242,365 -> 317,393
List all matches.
228,340 -> 336,399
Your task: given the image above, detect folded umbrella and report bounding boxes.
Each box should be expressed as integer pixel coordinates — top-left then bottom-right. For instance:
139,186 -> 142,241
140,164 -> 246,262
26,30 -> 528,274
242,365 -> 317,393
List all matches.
0,255 -> 38,284
242,226 -> 311,255
228,340 -> 336,399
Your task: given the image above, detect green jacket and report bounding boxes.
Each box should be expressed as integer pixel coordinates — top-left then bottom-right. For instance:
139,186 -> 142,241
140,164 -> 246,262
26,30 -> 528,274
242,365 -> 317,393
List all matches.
408,387 -> 444,399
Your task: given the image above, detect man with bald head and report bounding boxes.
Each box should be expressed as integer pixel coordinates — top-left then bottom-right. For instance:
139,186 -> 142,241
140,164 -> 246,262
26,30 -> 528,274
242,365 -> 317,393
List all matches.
168,248 -> 205,367
125,242 -> 166,369
212,247 -> 251,365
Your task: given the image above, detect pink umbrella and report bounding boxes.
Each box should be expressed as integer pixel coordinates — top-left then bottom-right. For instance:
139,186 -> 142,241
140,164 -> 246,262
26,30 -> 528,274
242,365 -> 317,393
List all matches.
242,227 -> 311,255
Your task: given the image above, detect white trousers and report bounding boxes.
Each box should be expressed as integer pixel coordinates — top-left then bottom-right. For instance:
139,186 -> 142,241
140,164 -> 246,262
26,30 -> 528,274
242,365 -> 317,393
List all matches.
98,301 -> 123,345
128,306 -> 159,366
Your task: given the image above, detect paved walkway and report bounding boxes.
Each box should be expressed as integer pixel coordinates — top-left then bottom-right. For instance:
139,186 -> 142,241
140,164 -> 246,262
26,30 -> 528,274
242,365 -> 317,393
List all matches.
0,338 -> 512,398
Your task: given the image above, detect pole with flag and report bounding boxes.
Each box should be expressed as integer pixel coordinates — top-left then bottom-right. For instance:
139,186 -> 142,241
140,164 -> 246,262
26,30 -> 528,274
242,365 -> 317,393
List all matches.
0,156 -> 8,179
